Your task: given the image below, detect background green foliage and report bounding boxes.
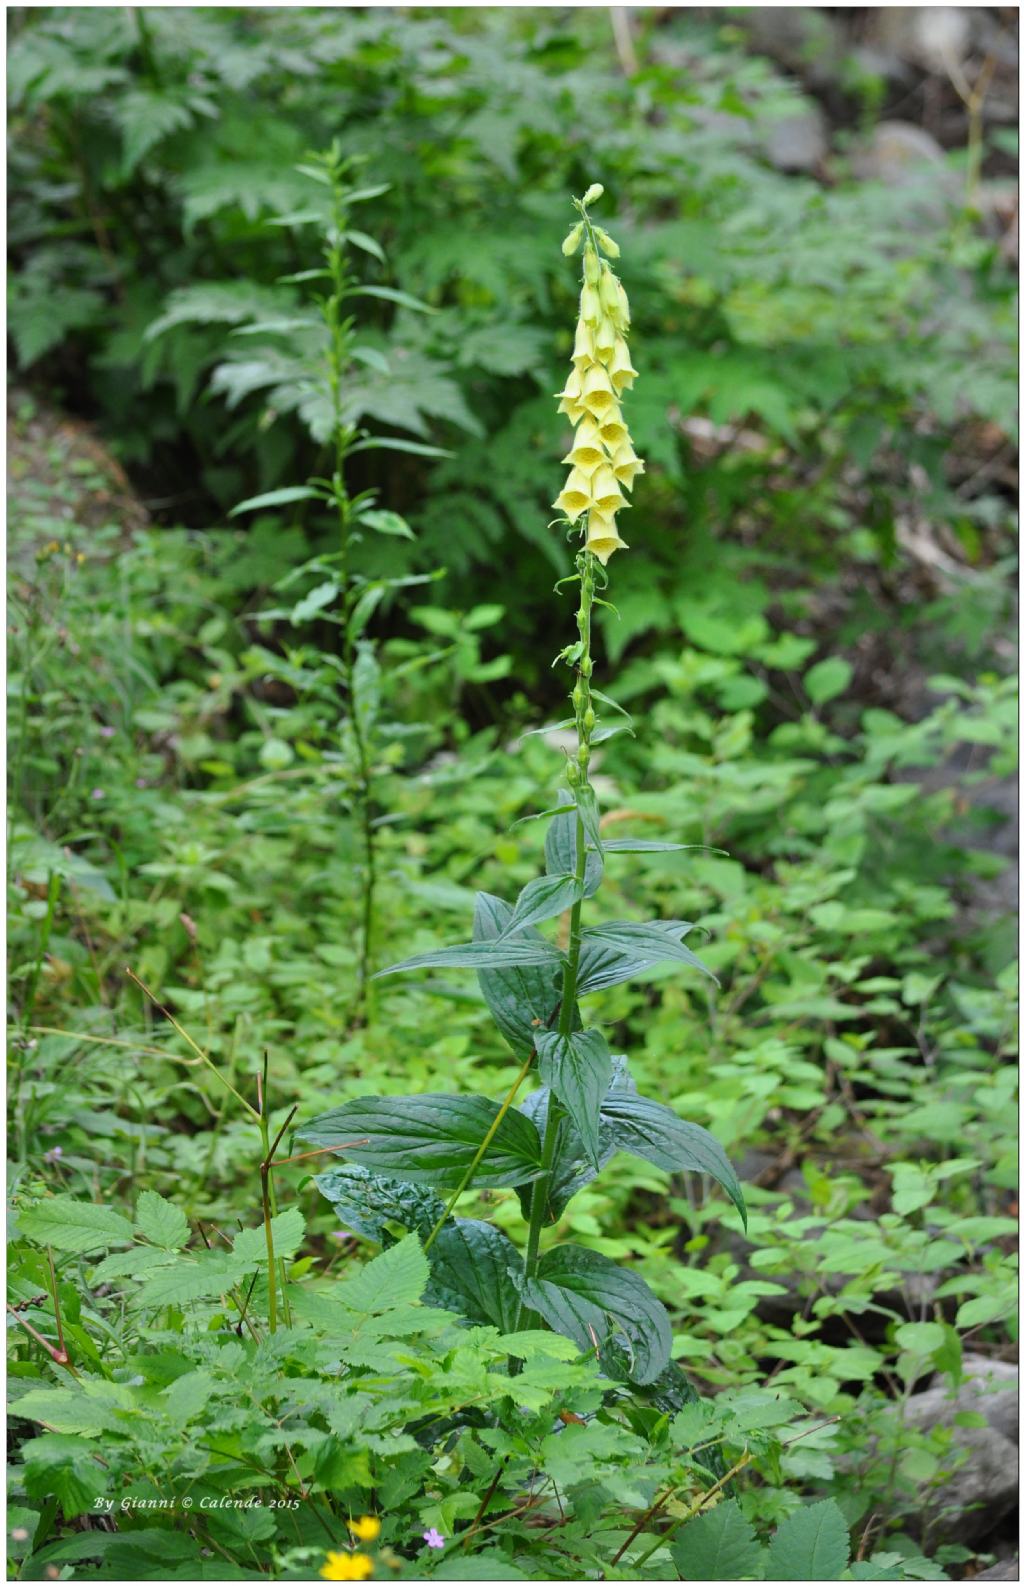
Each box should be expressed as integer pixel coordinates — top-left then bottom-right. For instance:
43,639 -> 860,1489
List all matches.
7,6 -> 1017,1582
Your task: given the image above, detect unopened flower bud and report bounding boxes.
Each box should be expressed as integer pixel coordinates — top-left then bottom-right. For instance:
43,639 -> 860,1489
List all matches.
581,183 -> 604,207
580,656 -> 593,678
580,284 -> 601,324
584,707 -> 596,732
594,226 -> 620,258
561,221 -> 584,256
566,760 -> 581,786
599,267 -> 620,316
578,743 -> 591,767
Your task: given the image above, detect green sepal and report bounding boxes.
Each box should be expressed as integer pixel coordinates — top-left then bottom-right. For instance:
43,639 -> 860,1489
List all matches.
298,1094 -> 543,1188
514,1243 -> 672,1385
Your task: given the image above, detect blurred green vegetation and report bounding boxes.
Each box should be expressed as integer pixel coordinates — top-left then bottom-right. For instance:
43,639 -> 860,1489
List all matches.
6,6 -> 1018,1582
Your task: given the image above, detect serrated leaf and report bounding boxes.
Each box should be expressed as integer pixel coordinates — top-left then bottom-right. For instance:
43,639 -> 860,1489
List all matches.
230,485 -> 324,516
17,1197 -> 134,1254
315,1165 -> 445,1242
298,1094 -> 543,1188
671,1499 -> 764,1581
600,1093 -> 746,1223
12,1390 -> 119,1437
535,1028 -> 613,1171
502,872 -> 583,936
340,1234 -> 428,1312
765,1499 -> 850,1581
20,1433 -> 107,1518
233,1206 -> 305,1266
425,1219 -> 523,1330
517,1244 -> 672,1385
133,1254 -> 243,1310
135,1190 -> 190,1251
376,936 -> 564,978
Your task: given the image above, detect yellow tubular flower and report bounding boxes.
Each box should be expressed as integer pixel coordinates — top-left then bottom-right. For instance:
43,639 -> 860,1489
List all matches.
590,464 -> 626,514
580,283 -> 601,323
561,416 -> 605,473
597,407 -> 629,449
572,318 -> 597,367
585,509 -> 628,565
348,1517 -> 382,1543
553,467 -> 593,522
610,441 -> 645,488
580,364 -> 616,419
593,315 -> 616,360
321,1553 -> 375,1581
609,337 -> 638,392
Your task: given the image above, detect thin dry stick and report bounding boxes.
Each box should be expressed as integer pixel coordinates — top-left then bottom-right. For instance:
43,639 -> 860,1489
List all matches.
125,968 -> 259,1120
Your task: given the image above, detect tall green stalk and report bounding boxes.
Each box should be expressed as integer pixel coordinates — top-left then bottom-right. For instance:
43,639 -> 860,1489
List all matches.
320,150 -> 377,1026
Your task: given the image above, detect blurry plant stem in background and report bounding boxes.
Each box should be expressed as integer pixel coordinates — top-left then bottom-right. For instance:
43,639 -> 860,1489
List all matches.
321,147 -> 377,1027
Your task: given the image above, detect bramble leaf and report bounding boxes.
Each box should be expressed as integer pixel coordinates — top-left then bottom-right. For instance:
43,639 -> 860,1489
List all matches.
671,1499 -> 764,1581
764,1499 -> 850,1581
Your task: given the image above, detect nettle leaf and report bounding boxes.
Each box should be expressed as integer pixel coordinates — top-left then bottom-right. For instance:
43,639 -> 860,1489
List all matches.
425,1219 -> 523,1331
339,1234 -> 429,1313
577,920 -> 713,995
473,893 -> 566,1057
764,1499 -> 850,1581
535,1029 -> 613,1171
17,1197 -> 134,1254
545,797 -> 602,898
672,1498 -> 764,1581
376,936 -> 564,978
314,1165 -> 445,1243
502,872 -> 583,936
134,1190 -> 189,1251
298,1095 -> 543,1188
600,1093 -> 746,1224
516,1244 -> 671,1385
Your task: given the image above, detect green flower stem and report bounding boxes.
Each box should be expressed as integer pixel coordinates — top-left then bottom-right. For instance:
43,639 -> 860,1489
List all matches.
324,167 -> 377,1025
523,550 -> 597,1281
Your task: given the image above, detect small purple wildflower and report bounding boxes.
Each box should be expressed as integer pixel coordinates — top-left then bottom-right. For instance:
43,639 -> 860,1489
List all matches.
135,778 -> 148,788
44,1146 -> 63,1163
99,725 -> 115,739
422,1530 -> 445,1551
90,788 -> 105,800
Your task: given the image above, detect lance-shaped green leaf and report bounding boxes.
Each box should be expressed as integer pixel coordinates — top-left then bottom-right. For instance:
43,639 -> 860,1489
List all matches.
376,935 -> 564,978
230,485 -> 326,516
314,1165 -> 445,1243
515,1244 -> 672,1385
602,839 -> 701,853
501,872 -> 583,937
600,1092 -> 745,1224
298,1094 -> 543,1188
516,1059 -> 632,1224
535,1029 -> 613,1171
576,920 -> 713,995
424,1218 -> 524,1331
575,783 -> 603,857
545,796 -> 602,898
473,893 -> 566,1057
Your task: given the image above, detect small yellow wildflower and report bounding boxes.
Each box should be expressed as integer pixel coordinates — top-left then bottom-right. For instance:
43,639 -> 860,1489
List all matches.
553,467 -> 593,522
585,510 -> 628,566
348,1516 -> 382,1543
321,1552 -> 374,1581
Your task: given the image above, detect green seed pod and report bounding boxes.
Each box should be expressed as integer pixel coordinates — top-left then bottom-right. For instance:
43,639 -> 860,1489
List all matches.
584,706 -> 596,732
578,743 -> 591,767
561,221 -> 584,257
580,656 -> 593,678
594,226 -> 620,259
566,760 -> 581,786
583,244 -> 600,286
581,183 -> 604,207
572,683 -> 586,711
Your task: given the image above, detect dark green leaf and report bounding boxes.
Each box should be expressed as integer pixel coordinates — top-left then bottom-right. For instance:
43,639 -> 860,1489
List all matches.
344,284 -> 436,313
376,937 -> 564,978
575,783 -> 603,856
516,1059 -> 632,1223
600,1092 -> 746,1223
349,435 -> 453,459
298,1094 -> 543,1188
535,1029 -> 613,1171
229,485 -> 324,516
359,508 -> 414,540
545,797 -> 602,897
671,1499 -> 764,1581
503,872 -> 583,936
577,920 -> 714,994
764,1500 -> 850,1581
425,1218 -> 524,1331
314,1165 -> 445,1242
473,893 -> 566,1057
516,1244 -> 671,1385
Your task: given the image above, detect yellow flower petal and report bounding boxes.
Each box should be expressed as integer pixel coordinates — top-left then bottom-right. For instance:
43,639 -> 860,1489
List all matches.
553,466 -> 593,522
572,317 -> 597,367
590,464 -> 625,514
585,509 -> 628,565
597,406 -> 629,449
593,315 -> 616,360
348,1517 -> 382,1543
580,283 -> 601,324
557,396 -> 589,424
610,441 -> 645,488
321,1553 -> 375,1581
580,365 -> 616,420
609,336 -> 638,393
561,416 -> 606,473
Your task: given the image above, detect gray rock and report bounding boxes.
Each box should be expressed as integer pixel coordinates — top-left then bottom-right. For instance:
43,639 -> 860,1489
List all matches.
902,1355 -> 1019,1543
764,107 -> 828,173
974,1559 -> 1019,1581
